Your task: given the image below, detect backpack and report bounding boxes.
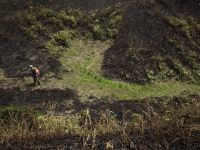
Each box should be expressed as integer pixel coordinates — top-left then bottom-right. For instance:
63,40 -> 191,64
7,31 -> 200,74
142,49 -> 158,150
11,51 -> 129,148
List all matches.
34,67 -> 40,75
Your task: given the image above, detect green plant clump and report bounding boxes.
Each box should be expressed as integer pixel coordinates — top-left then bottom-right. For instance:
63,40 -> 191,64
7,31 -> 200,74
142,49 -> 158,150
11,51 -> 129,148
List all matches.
44,30 -> 74,56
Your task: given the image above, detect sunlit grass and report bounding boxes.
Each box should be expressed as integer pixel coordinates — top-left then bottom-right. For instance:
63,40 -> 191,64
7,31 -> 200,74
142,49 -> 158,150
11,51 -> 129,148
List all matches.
57,39 -> 200,99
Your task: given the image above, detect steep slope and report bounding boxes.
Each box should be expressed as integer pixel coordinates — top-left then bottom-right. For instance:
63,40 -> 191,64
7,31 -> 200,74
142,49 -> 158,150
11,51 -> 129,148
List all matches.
0,0 -> 122,78
103,0 -> 200,83
0,1 -> 200,149
0,0 -> 60,78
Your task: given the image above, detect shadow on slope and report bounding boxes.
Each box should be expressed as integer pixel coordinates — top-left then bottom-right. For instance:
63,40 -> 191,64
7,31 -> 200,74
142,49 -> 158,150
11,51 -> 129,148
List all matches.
1,85 -> 199,118
0,87 -> 78,105
0,91 -> 199,149
83,94 -> 200,119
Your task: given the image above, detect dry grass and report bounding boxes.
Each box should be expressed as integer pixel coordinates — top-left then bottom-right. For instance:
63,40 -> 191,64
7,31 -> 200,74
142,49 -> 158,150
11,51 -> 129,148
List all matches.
0,97 -> 199,149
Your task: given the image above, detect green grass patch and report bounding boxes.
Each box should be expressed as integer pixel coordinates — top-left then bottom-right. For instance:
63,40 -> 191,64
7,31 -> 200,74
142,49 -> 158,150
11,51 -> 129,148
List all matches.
56,39 -> 200,99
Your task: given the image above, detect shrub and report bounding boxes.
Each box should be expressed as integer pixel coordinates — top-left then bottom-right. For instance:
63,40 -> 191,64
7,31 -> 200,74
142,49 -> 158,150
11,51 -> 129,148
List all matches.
91,24 -> 106,40
37,7 -> 55,19
45,17 -> 64,28
53,30 -> 74,47
44,30 -> 74,56
58,10 -> 78,28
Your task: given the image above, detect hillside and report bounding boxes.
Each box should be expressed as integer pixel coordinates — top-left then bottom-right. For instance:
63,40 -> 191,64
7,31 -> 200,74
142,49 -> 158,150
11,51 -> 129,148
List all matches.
0,0 -> 123,78
0,0 -> 200,149
103,0 -> 200,83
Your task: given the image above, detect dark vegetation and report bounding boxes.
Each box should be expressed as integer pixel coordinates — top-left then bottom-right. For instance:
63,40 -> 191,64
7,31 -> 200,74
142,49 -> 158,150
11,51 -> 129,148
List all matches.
0,0 -> 123,78
103,0 -> 200,83
0,87 -> 77,106
0,1 -> 60,78
0,93 -> 199,149
0,0 -> 200,149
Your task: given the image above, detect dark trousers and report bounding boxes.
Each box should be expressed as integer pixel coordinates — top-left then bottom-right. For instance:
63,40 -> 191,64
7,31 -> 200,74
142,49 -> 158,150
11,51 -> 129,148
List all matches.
33,76 -> 40,85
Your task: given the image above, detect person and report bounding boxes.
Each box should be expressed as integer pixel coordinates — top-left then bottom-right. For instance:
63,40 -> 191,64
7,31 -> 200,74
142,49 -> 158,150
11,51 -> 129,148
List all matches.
30,65 -> 40,85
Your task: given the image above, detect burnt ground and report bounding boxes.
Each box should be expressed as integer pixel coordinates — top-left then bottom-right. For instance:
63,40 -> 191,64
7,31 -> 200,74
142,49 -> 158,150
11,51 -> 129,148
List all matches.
0,6 -> 61,78
102,0 -> 200,83
0,86 -> 199,149
0,0 -> 121,79
0,1 -> 200,149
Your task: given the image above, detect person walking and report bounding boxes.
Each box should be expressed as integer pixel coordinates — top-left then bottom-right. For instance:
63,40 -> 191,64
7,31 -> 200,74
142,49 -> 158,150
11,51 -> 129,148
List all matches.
30,65 -> 40,85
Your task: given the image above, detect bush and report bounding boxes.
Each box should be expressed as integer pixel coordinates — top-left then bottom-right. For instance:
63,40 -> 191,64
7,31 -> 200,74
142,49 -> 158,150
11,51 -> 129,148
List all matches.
53,30 -> 74,47
44,30 -> 74,56
58,10 -> 79,28
16,5 -> 123,42
45,17 -> 64,28
37,7 -> 55,19
91,24 -> 106,40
